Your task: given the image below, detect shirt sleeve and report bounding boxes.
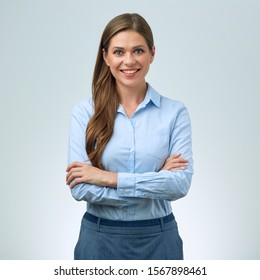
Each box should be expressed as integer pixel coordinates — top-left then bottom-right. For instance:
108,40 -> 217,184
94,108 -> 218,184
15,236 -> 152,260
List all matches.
117,105 -> 193,201
67,100 -> 141,207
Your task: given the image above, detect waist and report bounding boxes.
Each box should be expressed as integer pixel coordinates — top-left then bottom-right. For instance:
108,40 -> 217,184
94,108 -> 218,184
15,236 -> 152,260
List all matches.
86,200 -> 172,221
83,212 -> 175,227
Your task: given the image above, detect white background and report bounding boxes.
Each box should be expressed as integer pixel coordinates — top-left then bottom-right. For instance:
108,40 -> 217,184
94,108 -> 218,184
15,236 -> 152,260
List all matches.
0,0 -> 259,259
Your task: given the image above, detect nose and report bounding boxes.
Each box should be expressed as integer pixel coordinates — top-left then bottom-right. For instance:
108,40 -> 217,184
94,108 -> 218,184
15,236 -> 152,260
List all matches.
124,52 -> 136,66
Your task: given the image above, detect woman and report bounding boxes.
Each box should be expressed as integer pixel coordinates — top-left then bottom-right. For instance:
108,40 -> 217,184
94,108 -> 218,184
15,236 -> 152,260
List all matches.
66,13 -> 193,260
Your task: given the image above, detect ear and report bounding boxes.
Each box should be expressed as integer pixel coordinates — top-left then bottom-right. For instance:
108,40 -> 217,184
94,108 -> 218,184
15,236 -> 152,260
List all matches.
150,46 -> 155,64
102,48 -> 110,66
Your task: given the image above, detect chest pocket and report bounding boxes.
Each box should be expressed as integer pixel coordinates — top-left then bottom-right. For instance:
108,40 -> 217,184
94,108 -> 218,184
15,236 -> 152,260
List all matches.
146,129 -> 170,160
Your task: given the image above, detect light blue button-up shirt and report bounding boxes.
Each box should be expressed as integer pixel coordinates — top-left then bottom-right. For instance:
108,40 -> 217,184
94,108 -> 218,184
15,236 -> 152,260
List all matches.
68,84 -> 193,220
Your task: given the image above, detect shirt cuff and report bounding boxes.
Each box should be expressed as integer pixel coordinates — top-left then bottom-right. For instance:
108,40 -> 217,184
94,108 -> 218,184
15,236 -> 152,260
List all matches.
117,172 -> 136,197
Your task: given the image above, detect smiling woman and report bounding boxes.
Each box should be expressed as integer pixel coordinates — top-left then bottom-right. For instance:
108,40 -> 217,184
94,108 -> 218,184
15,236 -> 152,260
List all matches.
103,30 -> 155,95
66,13 -> 193,260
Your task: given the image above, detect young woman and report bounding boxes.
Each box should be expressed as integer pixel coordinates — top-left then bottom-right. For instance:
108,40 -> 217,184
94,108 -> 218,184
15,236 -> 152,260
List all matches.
66,13 -> 193,260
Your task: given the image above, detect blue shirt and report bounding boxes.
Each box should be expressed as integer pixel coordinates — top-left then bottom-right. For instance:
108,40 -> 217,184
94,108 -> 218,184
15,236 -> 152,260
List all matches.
67,84 -> 193,220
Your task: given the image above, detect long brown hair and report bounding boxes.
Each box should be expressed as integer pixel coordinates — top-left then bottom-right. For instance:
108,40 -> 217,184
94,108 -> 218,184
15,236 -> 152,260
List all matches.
86,13 -> 154,168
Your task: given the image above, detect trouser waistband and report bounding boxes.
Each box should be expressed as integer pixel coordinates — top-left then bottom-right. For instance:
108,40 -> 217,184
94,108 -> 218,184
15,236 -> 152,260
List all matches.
83,212 -> 174,227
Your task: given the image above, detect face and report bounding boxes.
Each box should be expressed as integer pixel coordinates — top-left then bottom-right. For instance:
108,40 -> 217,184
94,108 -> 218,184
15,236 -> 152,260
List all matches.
103,30 -> 155,91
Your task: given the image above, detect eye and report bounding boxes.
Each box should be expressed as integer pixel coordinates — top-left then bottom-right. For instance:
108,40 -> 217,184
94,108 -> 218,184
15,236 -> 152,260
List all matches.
134,48 -> 144,54
114,50 -> 123,55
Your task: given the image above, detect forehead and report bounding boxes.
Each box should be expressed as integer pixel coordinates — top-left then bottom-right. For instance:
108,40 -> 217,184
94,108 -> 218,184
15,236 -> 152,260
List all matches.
108,30 -> 147,48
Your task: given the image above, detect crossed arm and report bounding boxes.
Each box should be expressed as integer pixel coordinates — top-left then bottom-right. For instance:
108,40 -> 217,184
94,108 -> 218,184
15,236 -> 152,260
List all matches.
66,100 -> 193,203
66,153 -> 189,189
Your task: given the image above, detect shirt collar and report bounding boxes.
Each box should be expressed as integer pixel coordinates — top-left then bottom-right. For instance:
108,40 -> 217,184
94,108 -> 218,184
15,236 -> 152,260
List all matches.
117,83 -> 161,114
144,83 -> 161,108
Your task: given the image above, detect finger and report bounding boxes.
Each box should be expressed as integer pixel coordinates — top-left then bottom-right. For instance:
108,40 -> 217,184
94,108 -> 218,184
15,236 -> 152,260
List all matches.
66,161 -> 82,172
66,170 -> 82,185
162,162 -> 189,171
66,161 -> 84,172
175,158 -> 188,163
171,153 -> 181,159
66,167 -> 81,181
164,155 -> 181,165
168,163 -> 189,170
70,176 -> 86,189
67,174 -> 80,185
170,157 -> 188,164
163,160 -> 188,170
171,162 -> 189,168
69,178 -> 79,189
163,154 -> 180,165
169,167 -> 186,171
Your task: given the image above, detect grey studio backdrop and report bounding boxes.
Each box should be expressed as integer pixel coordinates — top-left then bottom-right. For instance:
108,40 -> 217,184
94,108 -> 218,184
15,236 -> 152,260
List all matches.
0,0 -> 259,260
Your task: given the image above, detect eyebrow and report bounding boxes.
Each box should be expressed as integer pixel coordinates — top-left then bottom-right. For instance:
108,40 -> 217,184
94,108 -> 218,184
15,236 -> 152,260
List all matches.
111,45 -> 146,50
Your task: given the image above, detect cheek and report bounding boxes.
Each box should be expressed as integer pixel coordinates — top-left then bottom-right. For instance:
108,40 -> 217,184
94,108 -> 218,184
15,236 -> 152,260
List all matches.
141,59 -> 152,71
108,59 -> 122,70
108,65 -> 120,78
141,56 -> 152,66
110,69 -> 118,78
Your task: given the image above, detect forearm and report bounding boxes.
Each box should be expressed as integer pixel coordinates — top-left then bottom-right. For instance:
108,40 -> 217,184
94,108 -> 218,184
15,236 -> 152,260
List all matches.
67,162 -> 136,206
66,161 -> 117,188
117,168 -> 193,201
70,182 -> 141,207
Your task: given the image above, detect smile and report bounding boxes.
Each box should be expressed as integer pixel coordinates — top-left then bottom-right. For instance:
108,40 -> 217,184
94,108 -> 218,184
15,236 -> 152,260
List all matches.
120,69 -> 140,74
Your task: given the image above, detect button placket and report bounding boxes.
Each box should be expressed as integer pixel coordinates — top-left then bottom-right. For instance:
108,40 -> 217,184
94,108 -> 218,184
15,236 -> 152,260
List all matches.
128,116 -> 135,173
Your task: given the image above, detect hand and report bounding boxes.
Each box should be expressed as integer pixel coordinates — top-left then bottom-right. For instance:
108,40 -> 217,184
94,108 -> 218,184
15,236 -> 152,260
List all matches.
160,153 -> 188,171
66,161 -> 117,189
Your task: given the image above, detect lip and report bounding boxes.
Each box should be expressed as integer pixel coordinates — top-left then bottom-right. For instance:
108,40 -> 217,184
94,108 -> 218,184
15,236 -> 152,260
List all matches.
120,68 -> 140,77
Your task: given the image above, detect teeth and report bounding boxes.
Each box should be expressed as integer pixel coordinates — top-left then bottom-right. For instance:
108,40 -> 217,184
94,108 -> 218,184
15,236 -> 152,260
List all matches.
122,70 -> 138,74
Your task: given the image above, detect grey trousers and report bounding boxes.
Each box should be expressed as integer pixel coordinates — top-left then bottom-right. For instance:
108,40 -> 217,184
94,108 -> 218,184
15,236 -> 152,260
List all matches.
74,212 -> 183,260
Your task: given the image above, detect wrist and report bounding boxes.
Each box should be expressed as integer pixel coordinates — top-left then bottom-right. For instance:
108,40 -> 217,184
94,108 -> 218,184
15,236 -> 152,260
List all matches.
103,171 -> 118,188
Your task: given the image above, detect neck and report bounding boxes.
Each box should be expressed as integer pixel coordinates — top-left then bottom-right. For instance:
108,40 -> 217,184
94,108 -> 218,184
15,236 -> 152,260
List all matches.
117,82 -> 147,106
